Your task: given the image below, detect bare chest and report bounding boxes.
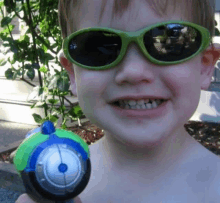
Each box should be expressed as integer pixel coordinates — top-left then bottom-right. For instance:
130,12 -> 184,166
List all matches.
79,143 -> 220,203
80,174 -> 215,203
79,161 -> 217,203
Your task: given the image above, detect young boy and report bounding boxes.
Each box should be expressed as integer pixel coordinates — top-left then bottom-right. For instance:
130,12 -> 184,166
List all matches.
16,0 -> 220,202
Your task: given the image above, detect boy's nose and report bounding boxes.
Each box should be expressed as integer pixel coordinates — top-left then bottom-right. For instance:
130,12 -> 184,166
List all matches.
115,43 -> 156,85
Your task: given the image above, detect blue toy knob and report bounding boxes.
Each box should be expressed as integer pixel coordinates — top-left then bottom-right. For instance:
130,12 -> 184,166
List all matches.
41,120 -> 56,135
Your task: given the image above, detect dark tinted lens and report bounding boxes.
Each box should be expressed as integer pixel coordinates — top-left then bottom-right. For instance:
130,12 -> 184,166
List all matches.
68,31 -> 122,67
144,23 -> 202,62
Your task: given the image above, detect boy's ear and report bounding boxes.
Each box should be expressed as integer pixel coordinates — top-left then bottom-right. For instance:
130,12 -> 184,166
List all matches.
200,43 -> 220,90
59,52 -> 74,73
201,43 -> 220,66
59,52 -> 77,96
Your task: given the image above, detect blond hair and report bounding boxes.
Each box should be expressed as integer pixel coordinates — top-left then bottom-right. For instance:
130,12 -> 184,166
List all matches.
58,0 -> 215,45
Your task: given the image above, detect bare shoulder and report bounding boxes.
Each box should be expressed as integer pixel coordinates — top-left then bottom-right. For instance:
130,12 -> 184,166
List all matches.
174,148 -> 220,203
206,154 -> 220,201
196,150 -> 220,202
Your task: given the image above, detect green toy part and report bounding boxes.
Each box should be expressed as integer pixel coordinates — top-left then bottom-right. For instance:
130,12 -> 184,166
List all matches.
13,128 -> 90,177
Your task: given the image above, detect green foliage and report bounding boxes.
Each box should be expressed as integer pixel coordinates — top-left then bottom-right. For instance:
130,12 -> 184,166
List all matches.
215,20 -> 220,36
0,0 -> 86,129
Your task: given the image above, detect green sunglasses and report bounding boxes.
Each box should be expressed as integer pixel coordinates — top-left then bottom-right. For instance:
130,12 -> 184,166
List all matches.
63,20 -> 211,70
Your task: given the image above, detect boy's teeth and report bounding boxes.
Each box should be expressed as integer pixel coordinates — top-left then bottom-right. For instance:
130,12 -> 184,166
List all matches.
119,99 -> 161,105
118,99 -> 165,110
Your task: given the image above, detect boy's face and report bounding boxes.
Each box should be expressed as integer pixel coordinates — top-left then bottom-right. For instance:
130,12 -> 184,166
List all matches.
61,0 -> 219,147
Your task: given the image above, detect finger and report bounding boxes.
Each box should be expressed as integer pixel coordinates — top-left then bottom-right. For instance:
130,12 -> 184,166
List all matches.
15,193 -> 37,203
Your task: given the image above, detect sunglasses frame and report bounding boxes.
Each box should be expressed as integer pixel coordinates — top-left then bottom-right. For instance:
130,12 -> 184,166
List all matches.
63,20 -> 211,70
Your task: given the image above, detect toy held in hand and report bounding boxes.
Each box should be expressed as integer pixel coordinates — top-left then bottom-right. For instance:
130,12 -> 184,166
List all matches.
13,120 -> 91,202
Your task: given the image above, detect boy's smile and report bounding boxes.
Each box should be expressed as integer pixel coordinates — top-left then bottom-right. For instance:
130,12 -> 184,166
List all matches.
109,98 -> 169,118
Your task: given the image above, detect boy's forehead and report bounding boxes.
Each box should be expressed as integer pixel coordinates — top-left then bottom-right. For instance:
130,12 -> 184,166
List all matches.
76,0 -> 190,31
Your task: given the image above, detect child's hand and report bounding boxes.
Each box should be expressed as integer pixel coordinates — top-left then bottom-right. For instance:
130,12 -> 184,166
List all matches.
15,193 -> 82,203
15,193 -> 38,203
15,193 -> 53,203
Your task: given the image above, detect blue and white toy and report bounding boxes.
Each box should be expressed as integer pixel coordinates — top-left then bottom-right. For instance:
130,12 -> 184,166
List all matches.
13,120 -> 91,203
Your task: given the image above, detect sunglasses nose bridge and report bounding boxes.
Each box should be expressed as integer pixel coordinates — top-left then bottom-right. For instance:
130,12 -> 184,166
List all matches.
124,31 -> 142,47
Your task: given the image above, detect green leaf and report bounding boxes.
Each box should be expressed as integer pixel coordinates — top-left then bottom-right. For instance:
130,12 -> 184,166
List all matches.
0,25 -> 13,34
50,115 -> 59,123
215,28 -> 220,36
0,59 -> 7,66
16,69 -> 22,76
1,17 -> 12,27
39,66 -> 48,73
10,44 -> 18,53
73,105 -> 84,117
18,36 -> 30,49
45,53 -> 54,61
30,102 -> 37,109
56,105 -> 66,114
48,99 -> 59,105
5,68 -> 14,79
62,123 -> 67,130
42,44 -> 48,52
42,102 -> 49,112
24,64 -> 32,70
69,105 -> 84,119
32,63 -> 40,70
24,35 -> 30,43
59,91 -> 69,96
39,87 -> 44,96
27,68 -> 35,80
37,48 -> 46,64
32,113 -> 42,123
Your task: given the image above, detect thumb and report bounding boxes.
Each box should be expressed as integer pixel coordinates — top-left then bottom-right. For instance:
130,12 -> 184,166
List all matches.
74,196 -> 83,203
15,193 -> 37,203
15,193 -> 55,203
